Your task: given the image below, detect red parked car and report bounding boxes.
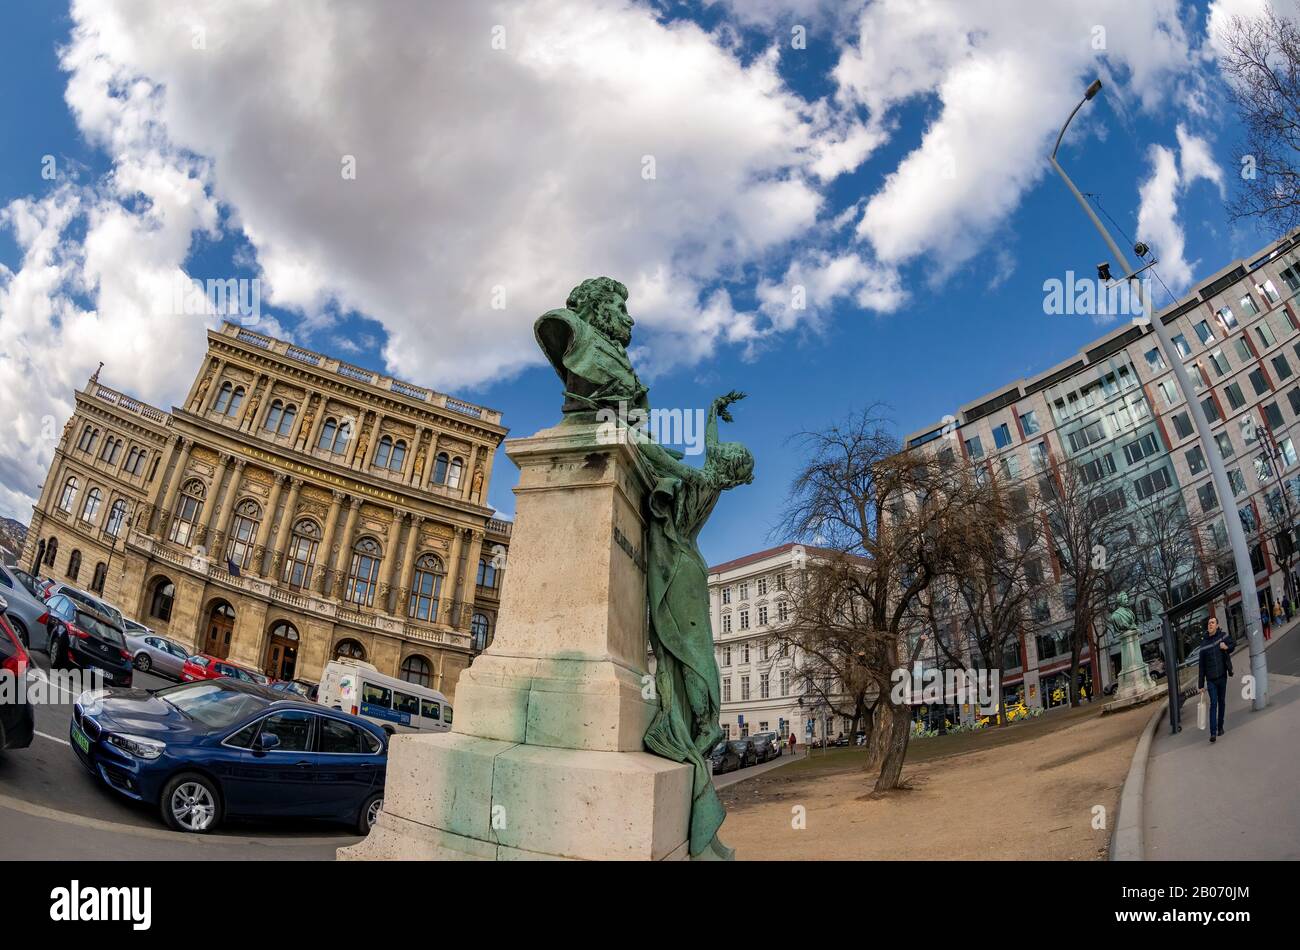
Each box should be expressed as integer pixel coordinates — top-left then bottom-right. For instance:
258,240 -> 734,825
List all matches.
0,608 -> 34,750
180,653 -> 269,685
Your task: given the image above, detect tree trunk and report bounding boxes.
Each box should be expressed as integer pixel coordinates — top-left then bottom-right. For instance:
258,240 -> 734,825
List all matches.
997,693 -> 1007,727
867,699 -> 911,792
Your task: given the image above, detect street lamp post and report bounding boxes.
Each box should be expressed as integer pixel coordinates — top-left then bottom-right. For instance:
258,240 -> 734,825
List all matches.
1049,79 -> 1269,711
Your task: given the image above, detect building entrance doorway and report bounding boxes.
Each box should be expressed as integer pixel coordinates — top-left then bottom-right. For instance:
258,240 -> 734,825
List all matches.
203,601 -> 235,658
264,621 -> 299,680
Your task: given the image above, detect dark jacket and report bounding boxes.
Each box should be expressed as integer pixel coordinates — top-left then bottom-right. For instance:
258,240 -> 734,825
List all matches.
1198,630 -> 1235,687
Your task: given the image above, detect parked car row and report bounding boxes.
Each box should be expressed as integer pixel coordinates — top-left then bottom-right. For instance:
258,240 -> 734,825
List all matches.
0,574 -> 387,835
69,677 -> 387,835
709,730 -> 785,775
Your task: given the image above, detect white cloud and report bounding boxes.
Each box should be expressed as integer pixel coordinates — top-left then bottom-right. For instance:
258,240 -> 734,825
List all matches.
1136,125 -> 1226,294
53,0 -> 850,394
0,0 -> 1237,521
835,0 -> 1197,270
1176,123 -> 1226,196
1137,144 -> 1191,289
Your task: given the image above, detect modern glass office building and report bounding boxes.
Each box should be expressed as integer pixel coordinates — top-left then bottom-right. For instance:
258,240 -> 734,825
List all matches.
906,230 -> 1300,707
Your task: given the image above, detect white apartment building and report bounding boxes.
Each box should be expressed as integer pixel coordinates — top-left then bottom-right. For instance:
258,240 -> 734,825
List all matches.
711,543 -> 856,743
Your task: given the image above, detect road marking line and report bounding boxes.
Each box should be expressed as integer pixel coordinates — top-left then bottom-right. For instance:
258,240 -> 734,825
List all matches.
33,730 -> 70,747
0,791 -> 361,847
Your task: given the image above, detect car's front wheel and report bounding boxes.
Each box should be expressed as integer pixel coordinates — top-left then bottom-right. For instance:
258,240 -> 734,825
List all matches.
357,791 -> 383,835
9,618 -> 28,649
134,652 -> 152,673
161,772 -> 222,833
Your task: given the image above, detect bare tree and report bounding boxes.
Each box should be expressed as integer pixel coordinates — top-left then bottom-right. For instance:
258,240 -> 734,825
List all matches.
1037,456 -> 1139,707
777,409 -> 987,792
1130,494 -> 1212,614
1256,463 -> 1300,604
928,468 -> 1056,726
773,552 -> 883,745
1220,8 -> 1300,232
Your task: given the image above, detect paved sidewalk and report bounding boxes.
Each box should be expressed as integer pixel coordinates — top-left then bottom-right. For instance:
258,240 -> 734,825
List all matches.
1143,619 -> 1300,859
712,747 -> 807,790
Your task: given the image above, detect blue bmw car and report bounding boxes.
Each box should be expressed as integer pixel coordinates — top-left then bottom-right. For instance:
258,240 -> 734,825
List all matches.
70,677 -> 387,834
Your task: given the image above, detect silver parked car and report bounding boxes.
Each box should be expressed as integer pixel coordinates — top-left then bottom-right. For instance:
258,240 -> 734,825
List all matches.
124,627 -> 190,679
0,563 -> 53,650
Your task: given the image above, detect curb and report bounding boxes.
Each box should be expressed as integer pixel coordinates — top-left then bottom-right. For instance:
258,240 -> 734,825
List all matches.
1109,700 -> 1166,862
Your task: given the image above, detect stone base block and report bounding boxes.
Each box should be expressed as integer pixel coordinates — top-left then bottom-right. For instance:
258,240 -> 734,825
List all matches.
338,730 -> 691,862
452,652 -> 656,752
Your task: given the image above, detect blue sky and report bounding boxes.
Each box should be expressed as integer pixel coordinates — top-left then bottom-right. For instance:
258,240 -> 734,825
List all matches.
0,0 -> 1288,565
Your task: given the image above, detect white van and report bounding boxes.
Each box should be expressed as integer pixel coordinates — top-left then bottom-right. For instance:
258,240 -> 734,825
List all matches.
317,658 -> 453,736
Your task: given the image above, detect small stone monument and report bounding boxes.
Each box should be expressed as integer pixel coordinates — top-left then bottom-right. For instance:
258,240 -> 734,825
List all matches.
1111,592 -> 1156,699
339,278 -> 751,861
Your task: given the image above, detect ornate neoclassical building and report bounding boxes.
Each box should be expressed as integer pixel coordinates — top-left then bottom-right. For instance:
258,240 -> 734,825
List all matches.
22,322 -> 511,698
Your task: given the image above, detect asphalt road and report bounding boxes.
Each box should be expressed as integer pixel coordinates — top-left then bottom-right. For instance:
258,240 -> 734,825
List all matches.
0,647 -> 359,860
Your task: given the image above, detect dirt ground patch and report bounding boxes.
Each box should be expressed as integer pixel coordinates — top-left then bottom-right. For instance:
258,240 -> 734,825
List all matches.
719,703 -> 1153,860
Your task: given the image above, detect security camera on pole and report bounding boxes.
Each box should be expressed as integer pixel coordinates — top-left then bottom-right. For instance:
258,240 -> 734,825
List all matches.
1049,79 -> 1268,711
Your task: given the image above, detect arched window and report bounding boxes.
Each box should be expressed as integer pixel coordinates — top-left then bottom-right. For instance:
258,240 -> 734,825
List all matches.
433,452 -> 449,485
447,456 -> 464,490
81,487 -> 102,524
43,538 -> 58,567
105,499 -> 128,538
100,437 -> 121,465
345,537 -> 383,607
58,477 -> 79,513
225,499 -> 262,570
91,562 -> 107,594
77,424 -> 96,452
265,400 -> 283,432
67,549 -> 82,583
282,518 -> 321,590
226,387 -> 245,417
471,613 -> 492,652
334,638 -> 366,661
276,403 -> 296,436
401,654 -> 432,687
319,418 -> 351,454
213,382 -> 235,414
170,479 -> 206,546
149,577 -> 175,622
124,446 -> 145,475
265,400 -> 297,436
476,556 -> 498,589
270,620 -> 299,642
390,440 -> 406,472
374,435 -> 394,469
408,554 -> 445,621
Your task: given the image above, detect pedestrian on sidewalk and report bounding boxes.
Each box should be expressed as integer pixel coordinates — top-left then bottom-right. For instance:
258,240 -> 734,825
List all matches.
1197,616 -> 1234,743
1272,600 -> 1283,627
1284,594 -> 1293,621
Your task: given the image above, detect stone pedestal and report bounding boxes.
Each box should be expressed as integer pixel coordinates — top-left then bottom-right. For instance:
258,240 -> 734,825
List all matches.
1115,626 -> 1155,699
339,419 -> 693,861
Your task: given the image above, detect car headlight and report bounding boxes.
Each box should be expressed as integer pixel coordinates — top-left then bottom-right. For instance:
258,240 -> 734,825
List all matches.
105,733 -> 165,759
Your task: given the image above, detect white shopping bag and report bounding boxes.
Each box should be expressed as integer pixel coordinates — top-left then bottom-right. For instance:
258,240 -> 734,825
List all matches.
1197,691 -> 1208,731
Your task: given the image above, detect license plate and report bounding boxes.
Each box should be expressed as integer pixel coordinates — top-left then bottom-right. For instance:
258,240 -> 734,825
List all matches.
71,723 -> 90,755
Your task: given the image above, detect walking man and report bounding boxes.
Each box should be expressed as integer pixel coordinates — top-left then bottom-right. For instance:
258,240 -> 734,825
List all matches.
1198,616 -> 1234,743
